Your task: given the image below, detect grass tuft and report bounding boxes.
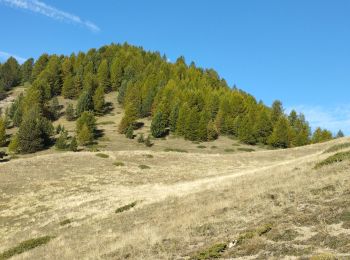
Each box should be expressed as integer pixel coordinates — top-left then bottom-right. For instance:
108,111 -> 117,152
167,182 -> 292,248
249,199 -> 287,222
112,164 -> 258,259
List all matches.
113,161 -> 124,166
191,243 -> 226,260
59,218 -> 72,226
95,153 -> 109,158
197,145 -> 206,149
143,154 -> 154,158
224,148 -> 235,153
315,151 -> 350,169
139,164 -> 150,169
97,121 -> 115,125
0,236 -> 53,260
115,201 -> 137,214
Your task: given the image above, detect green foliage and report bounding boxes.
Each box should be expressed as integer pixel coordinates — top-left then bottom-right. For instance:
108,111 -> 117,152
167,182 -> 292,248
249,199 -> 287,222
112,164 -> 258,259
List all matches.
69,136 -> 78,152
139,164 -> 150,169
151,111 -> 167,138
49,96 -> 60,120
237,147 -> 255,152
0,236 -> 53,260
17,108 -> 54,153
55,130 -> 69,150
76,111 -> 96,145
62,75 -> 76,99
315,151 -> 350,169
76,90 -> 93,116
20,58 -> 34,84
0,57 -> 20,90
312,128 -> 333,144
336,130 -> 345,138
95,153 -> 109,158
115,201 -> 137,213
65,103 -> 75,121
113,161 -> 125,166
144,135 -> 153,147
119,103 -> 138,134
137,133 -> 145,143
8,135 -> 19,154
125,125 -> 134,139
59,219 -> 72,226
0,117 -> 6,147
268,117 -> 291,148
93,85 -> 105,113
97,59 -> 110,92
191,243 -> 227,260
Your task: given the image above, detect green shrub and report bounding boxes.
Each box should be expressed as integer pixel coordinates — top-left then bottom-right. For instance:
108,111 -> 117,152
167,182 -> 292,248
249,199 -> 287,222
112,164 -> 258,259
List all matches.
137,134 -> 145,143
191,243 -> 226,260
164,148 -> 188,153
197,145 -> 206,149
144,135 -> 153,147
211,146 -> 217,149
324,142 -> 350,153
139,164 -> 150,169
113,161 -> 125,166
59,219 -> 72,226
315,151 -> 350,169
224,148 -> 235,152
143,154 -> 153,158
115,201 -> 137,213
125,125 -> 134,139
95,153 -> 109,158
0,236 -> 53,260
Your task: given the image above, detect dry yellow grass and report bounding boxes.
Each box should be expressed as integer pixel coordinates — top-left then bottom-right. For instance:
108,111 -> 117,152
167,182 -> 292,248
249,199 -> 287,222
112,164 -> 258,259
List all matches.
1,89 -> 350,259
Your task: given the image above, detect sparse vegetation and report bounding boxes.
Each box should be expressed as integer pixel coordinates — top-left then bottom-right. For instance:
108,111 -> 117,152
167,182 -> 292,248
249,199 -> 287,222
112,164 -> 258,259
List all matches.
315,151 -> 350,169
0,236 -> 53,260
59,219 -> 72,226
113,161 -> 125,166
237,147 -> 255,152
191,243 -> 226,260
95,153 -> 109,158
224,148 -> 235,152
115,201 -> 137,213
139,164 -> 150,169
197,145 -> 206,149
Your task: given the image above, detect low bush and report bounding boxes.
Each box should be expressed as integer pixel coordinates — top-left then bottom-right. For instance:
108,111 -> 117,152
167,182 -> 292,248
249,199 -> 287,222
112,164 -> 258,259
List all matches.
95,153 -> 109,158
0,236 -> 53,259
115,201 -> 137,213
191,243 -> 226,260
139,164 -> 150,169
197,145 -> 206,149
224,148 -> 235,153
237,147 -> 255,152
323,142 -> 350,153
59,219 -> 72,226
315,151 -> 350,169
113,161 -> 125,166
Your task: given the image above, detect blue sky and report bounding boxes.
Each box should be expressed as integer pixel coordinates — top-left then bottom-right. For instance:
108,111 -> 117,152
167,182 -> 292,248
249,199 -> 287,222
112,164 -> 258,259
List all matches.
0,0 -> 349,134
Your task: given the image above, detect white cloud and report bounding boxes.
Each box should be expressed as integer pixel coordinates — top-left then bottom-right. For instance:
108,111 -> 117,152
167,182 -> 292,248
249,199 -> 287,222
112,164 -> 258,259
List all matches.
0,0 -> 100,32
286,105 -> 350,135
0,51 -> 26,63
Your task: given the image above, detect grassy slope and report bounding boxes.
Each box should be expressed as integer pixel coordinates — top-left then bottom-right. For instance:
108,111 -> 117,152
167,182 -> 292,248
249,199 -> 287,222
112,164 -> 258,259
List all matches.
1,90 -> 350,259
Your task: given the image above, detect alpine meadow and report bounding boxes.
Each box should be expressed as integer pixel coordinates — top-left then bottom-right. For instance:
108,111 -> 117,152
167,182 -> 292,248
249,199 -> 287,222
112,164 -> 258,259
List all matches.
0,1 -> 350,259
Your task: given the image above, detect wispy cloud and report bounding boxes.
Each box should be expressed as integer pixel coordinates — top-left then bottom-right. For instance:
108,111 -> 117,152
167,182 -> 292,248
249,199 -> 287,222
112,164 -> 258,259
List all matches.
286,105 -> 350,135
0,51 -> 26,63
0,0 -> 100,32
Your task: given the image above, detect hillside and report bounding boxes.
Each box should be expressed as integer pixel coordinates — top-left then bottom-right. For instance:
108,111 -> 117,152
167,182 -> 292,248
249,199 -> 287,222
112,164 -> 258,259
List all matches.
1,99 -> 350,259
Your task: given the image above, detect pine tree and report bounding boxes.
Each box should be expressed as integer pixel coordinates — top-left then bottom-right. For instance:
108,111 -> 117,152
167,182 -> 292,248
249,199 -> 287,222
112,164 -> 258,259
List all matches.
20,58 -> 34,84
62,75 -> 75,99
0,117 -> 6,146
119,103 -> 138,134
17,108 -> 54,153
197,112 -> 209,141
184,109 -> 200,141
76,90 -> 93,116
175,104 -> 190,136
271,100 -> 283,124
268,117 -> 291,148
93,85 -> 105,114
0,57 -> 21,90
110,57 -> 123,91
169,104 -> 179,133
77,124 -> 93,145
254,109 -> 273,144
49,97 -> 60,120
336,130 -> 345,138
69,136 -> 78,151
55,130 -> 69,150
65,103 -> 75,121
238,112 -> 257,145
97,59 -> 110,92
125,125 -> 134,139
312,128 -> 333,143
151,111 -> 167,138
76,111 -> 96,135
8,134 -> 19,154
207,119 -> 218,141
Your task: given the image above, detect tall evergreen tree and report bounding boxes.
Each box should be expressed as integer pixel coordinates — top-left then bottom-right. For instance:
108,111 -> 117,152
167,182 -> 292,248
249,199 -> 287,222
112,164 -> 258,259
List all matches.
93,85 -> 105,114
0,57 -> 21,90
0,117 -> 6,146
20,58 -> 34,84
76,90 -> 93,116
268,117 -> 291,148
119,103 -> 138,134
151,111 -> 167,138
97,59 -> 110,92
271,100 -> 283,124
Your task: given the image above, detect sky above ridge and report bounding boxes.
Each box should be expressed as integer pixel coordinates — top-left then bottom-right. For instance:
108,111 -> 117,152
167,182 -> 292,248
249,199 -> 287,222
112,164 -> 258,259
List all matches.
0,0 -> 350,134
